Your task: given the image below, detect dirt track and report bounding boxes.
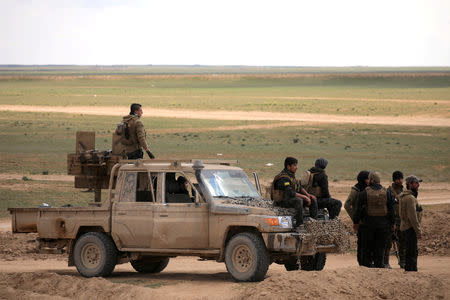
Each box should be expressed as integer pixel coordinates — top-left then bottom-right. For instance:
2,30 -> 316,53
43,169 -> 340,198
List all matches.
0,255 -> 449,299
1,105 -> 449,127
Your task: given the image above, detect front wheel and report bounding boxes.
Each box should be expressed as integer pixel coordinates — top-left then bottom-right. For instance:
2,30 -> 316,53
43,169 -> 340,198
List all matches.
225,232 -> 270,282
73,232 -> 118,277
300,253 -> 326,271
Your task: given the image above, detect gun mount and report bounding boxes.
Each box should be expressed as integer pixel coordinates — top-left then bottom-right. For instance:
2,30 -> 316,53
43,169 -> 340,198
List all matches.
67,131 -> 123,202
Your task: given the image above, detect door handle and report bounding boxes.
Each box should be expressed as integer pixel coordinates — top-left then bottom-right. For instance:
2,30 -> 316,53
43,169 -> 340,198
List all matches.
159,214 -> 168,217
118,212 -> 126,215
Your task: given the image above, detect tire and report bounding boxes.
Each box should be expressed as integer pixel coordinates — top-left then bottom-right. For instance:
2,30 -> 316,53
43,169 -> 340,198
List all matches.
130,257 -> 170,273
300,253 -> 326,271
224,232 -> 270,282
284,257 -> 300,271
73,232 -> 118,277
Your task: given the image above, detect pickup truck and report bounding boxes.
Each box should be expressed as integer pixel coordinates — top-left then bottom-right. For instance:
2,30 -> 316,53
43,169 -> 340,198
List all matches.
9,159 -> 345,282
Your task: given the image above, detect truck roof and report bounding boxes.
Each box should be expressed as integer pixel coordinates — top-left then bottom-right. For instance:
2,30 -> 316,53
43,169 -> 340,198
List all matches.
118,159 -> 242,172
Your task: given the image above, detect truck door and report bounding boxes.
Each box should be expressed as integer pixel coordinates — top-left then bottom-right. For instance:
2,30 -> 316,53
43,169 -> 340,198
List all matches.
111,170 -> 157,249
151,171 -> 209,249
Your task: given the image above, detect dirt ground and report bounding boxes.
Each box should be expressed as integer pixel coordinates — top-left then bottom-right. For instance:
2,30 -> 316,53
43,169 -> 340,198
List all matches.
1,204 -> 449,300
1,105 -> 449,127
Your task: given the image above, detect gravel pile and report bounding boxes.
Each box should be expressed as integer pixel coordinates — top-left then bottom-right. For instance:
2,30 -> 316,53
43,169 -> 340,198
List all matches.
224,197 -> 296,216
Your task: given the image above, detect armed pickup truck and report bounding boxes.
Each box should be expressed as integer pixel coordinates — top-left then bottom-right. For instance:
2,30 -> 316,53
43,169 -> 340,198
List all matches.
9,159 -> 347,282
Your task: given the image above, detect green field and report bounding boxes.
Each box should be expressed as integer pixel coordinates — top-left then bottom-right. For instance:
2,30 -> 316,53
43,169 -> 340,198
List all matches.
1,72 -> 449,116
0,111 -> 448,182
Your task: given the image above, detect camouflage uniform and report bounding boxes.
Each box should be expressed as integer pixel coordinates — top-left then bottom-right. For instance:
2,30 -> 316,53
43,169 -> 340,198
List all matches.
120,114 -> 149,159
271,169 -> 317,225
385,182 -> 404,267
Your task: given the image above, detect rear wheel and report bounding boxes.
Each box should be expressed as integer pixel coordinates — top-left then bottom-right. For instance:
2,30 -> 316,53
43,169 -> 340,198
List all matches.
73,232 -> 117,277
300,253 -> 326,271
130,257 -> 170,273
225,232 -> 270,282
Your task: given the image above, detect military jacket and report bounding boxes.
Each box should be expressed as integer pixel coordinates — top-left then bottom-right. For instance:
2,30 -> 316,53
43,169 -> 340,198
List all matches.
344,186 -> 359,221
120,114 -> 149,154
399,190 -> 422,235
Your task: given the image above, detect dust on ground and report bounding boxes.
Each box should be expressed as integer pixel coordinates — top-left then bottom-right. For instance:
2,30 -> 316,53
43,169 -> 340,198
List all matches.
419,209 -> 450,255
0,232 -> 65,261
240,266 -> 450,300
0,256 -> 449,300
1,105 -> 449,127
0,272 -> 150,300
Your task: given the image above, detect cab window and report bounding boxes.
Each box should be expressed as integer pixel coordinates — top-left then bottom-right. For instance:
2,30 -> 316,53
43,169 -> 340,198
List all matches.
165,172 -> 202,203
120,171 -> 156,202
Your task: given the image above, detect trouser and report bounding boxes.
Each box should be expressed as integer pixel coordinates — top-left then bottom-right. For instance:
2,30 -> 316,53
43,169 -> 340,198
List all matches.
403,228 -> 418,271
398,229 -> 406,268
278,197 -> 318,225
357,229 -> 362,266
127,149 -> 143,159
317,197 -> 342,219
384,233 -> 392,266
359,225 -> 390,268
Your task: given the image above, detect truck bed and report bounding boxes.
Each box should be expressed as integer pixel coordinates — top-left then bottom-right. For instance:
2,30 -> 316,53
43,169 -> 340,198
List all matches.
8,207 -> 110,239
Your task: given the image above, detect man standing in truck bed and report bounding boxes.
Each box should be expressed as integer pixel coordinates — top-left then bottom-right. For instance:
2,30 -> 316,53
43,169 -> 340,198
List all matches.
271,157 -> 318,226
118,103 -> 155,159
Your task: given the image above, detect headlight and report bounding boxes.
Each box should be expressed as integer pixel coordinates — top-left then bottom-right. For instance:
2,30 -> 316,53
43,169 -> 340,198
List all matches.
277,216 -> 293,228
264,216 -> 292,228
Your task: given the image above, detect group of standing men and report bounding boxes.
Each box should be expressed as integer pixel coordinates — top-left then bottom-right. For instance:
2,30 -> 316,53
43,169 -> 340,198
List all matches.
345,170 -> 423,271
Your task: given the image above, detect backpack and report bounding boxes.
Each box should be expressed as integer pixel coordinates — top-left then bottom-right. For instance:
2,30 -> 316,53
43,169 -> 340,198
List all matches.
115,120 -> 133,145
300,170 -> 322,197
300,170 -> 313,190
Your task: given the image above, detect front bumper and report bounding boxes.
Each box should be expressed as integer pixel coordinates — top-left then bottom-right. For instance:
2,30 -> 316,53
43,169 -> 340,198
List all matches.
262,232 -> 337,256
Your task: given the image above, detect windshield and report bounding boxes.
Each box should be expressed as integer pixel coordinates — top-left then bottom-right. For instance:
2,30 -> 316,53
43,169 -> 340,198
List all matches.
200,169 -> 260,199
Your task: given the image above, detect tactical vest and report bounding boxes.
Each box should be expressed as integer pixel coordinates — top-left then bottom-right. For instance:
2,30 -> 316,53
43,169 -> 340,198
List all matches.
366,186 -> 387,216
270,172 -> 298,203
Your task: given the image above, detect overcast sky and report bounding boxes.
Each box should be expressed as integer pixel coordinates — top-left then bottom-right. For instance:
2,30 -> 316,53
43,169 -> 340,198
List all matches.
1,0 -> 449,66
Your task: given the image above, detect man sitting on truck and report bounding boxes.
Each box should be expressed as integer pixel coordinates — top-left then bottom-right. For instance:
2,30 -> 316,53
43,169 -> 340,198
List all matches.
271,157 -> 318,226
307,158 -> 342,219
